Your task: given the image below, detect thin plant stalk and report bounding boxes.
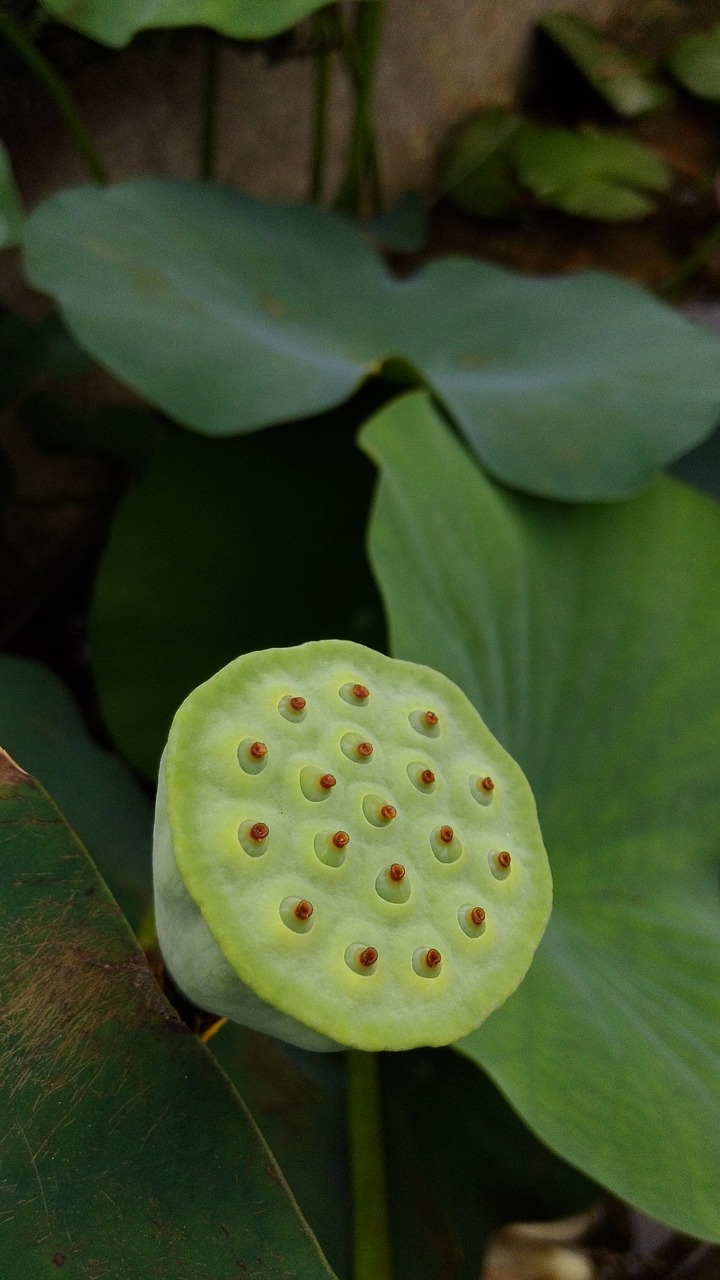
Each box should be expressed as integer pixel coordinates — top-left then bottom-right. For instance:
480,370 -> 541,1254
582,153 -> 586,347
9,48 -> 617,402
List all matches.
200,31 -> 221,181
0,11 -> 106,184
309,8 -> 337,203
335,0 -> 386,216
346,1049 -> 394,1280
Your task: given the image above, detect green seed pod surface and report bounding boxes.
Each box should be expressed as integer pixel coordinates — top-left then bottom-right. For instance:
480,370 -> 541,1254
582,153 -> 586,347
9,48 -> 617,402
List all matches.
153,640 -> 552,1052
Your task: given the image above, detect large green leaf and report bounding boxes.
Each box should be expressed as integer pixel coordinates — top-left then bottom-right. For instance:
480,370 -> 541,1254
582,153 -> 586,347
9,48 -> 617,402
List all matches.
359,390 -> 720,1242
22,178 -> 720,500
89,408 -> 385,777
40,0 -> 346,43
0,747 -> 336,1277
0,655 -> 152,930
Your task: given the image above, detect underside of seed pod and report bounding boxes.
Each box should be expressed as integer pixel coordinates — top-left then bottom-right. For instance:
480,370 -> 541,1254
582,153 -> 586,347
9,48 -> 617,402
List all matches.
153,639 -> 552,1052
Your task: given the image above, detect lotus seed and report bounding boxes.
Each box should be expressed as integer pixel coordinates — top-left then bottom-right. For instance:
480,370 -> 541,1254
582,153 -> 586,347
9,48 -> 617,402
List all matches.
238,820 -> 270,857
237,737 -> 269,775
154,638 -> 551,1052
489,849 -> 512,880
413,947 -> 443,977
340,682 -> 371,706
375,863 -> 411,904
300,767 -> 338,801
407,762 -> 436,791
470,773 -> 495,806
458,905 -> 487,937
363,795 -> 398,826
279,694 -> 308,722
345,943 -> 378,975
408,708 -> 441,738
430,825 -> 462,864
314,830 -> 349,866
341,733 -> 374,763
280,896 -> 315,933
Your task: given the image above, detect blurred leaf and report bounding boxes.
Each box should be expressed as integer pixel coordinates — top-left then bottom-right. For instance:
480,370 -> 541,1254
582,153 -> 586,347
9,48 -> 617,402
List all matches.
381,1049 -> 596,1280
210,1025 -> 351,1280
365,193 -> 427,253
672,423 -> 720,502
0,747 -> 337,1278
539,12 -> 670,116
360,390 -> 720,1242
209,1028 -> 596,1280
0,140 -> 23,248
89,409 -> 385,777
440,109 -> 525,218
22,392 -> 168,473
0,655 -> 152,930
39,0 -> 362,43
668,21 -> 720,102
23,178 -> 720,500
510,121 -> 672,219
0,307 -> 95,409
0,309 -> 44,407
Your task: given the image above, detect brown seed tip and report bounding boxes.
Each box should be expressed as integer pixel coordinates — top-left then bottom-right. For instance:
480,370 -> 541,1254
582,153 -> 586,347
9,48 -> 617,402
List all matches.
332,830 -> 350,848
420,769 -> 435,785
425,948 -> 442,969
497,850 -> 511,869
389,863 -> 405,882
480,776 -> 495,792
359,946 -> 378,967
320,773 -> 337,790
470,906 -> 486,927
249,822 -> 269,842
423,711 -> 439,726
250,741 -> 268,759
357,741 -> 373,758
439,825 -> 454,844
289,696 -> 306,711
379,804 -> 397,821
294,900 -> 314,921
352,683 -> 370,701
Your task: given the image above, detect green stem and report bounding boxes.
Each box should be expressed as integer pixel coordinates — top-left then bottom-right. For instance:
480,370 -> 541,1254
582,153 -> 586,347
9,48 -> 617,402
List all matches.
659,219 -> 720,299
346,1049 -> 394,1280
200,30 -> 221,181
335,0 -> 386,217
0,11 -> 106,184
309,8 -> 336,203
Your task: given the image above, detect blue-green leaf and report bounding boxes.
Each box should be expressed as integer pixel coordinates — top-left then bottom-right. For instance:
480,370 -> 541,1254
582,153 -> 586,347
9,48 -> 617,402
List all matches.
22,178 -> 720,500
359,389 -> 720,1242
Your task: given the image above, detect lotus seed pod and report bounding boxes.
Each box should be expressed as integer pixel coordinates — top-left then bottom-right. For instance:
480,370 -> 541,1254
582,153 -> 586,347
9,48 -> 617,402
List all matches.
153,640 -> 552,1052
